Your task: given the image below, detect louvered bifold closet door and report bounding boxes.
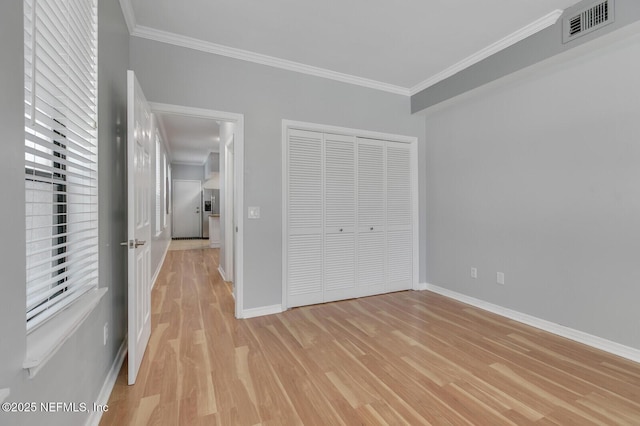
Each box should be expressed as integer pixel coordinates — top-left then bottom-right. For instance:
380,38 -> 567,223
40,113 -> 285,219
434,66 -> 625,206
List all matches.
386,142 -> 413,291
286,129 -> 324,307
356,138 -> 386,296
324,134 -> 358,303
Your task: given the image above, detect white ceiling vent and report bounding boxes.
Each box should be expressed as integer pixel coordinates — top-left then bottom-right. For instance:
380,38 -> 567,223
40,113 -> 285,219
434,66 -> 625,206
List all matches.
563,0 -> 614,43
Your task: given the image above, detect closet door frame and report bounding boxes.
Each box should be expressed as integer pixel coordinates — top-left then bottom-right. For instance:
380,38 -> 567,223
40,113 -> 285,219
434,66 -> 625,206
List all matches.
282,120 -> 419,310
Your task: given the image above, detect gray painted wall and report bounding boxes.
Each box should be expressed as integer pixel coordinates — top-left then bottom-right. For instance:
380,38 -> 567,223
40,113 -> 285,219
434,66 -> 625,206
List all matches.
0,1 -> 130,425
423,25 -> 640,349
172,163 -> 205,182
0,0 -> 28,396
412,0 -> 640,113
130,38 -> 426,310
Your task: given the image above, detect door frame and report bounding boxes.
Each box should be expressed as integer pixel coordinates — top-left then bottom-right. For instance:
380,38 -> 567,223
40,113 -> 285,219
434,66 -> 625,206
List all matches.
172,179 -> 203,238
281,119 -> 419,310
150,102 -> 245,319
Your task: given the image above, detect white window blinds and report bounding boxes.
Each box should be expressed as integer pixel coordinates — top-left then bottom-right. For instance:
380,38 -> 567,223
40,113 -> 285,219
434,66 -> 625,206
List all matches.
24,0 -> 99,332
155,137 -> 162,235
162,152 -> 168,228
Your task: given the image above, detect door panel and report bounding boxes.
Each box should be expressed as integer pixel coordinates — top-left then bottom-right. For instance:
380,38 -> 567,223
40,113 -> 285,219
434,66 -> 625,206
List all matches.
127,70 -> 152,385
357,139 -> 385,294
324,233 -> 357,302
286,129 -> 323,307
324,134 -> 356,301
173,180 -> 201,238
386,142 -> 413,291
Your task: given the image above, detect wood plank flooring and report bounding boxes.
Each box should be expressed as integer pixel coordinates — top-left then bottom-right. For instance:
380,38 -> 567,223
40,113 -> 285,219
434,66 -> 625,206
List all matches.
101,248 -> 640,425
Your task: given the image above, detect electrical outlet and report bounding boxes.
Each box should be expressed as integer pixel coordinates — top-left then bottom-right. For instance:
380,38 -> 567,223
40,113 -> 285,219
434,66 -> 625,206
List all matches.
103,322 -> 109,346
470,267 -> 478,279
497,272 -> 505,285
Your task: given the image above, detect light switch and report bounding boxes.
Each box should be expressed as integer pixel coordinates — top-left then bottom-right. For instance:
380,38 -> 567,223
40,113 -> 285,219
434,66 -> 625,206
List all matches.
248,206 -> 261,219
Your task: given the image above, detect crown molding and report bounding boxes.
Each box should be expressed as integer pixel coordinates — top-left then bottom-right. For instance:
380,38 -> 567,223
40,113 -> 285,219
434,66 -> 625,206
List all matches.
118,0 -> 136,34
119,3 -> 564,98
130,25 -> 411,96
409,9 -> 564,96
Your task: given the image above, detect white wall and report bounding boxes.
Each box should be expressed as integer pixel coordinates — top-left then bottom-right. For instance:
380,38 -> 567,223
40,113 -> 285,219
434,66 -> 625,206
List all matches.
423,25 -> 640,349
130,38 -> 426,310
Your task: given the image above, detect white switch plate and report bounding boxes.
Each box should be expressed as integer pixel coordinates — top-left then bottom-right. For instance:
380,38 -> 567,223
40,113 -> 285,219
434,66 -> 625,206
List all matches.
497,272 -> 505,285
248,206 -> 261,219
471,267 -> 477,279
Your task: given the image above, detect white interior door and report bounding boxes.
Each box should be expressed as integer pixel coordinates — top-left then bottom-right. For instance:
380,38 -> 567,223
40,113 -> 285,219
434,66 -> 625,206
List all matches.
356,138 -> 386,296
286,129 -> 324,307
386,142 -> 413,291
173,180 -> 202,238
324,133 -> 357,302
126,70 -> 152,385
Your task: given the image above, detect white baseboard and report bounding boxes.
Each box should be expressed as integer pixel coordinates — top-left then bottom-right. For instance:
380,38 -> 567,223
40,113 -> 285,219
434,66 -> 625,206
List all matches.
416,282 -> 429,291
85,338 -> 127,426
218,265 -> 228,282
241,304 -> 283,319
421,283 -> 640,364
151,240 -> 170,290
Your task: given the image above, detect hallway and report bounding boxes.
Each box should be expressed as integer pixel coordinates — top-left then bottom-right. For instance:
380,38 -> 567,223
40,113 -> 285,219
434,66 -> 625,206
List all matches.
100,247 -> 640,425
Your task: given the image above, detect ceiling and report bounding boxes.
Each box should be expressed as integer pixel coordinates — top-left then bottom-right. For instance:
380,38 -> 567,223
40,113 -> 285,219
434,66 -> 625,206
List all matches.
128,0 -> 582,91
155,113 -> 220,165
129,0 -> 583,164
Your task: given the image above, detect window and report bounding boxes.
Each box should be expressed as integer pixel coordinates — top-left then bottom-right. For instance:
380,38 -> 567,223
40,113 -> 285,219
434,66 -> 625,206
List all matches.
24,0 -> 99,332
155,136 -> 162,235
162,152 -> 168,228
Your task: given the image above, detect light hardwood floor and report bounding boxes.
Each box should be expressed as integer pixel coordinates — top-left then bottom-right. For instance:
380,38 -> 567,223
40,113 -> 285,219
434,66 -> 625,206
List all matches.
101,248 -> 640,425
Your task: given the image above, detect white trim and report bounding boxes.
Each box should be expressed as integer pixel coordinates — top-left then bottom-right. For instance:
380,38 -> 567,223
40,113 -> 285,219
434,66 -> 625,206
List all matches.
117,0 -> 136,34
85,338 -> 127,426
422,284 -> 640,364
281,120 -> 419,310
241,304 -> 284,319
23,288 -> 108,378
131,26 -> 410,96
281,121 -> 289,311
0,388 -> 9,403
416,282 -> 429,291
283,120 -> 417,145
409,9 -> 564,95
149,103 -> 245,321
218,265 -> 228,282
151,240 -> 170,290
410,136 -> 419,291
120,5 -> 563,97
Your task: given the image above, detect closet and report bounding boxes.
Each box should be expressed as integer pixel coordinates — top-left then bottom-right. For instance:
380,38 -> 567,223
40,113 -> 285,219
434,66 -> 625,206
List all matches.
284,126 -> 416,309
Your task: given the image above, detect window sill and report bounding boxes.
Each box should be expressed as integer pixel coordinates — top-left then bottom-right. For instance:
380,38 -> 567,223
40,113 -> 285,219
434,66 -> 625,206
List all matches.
23,288 -> 108,378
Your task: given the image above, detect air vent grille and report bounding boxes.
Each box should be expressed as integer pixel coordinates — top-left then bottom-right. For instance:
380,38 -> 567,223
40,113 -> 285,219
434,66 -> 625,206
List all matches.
563,0 -> 614,43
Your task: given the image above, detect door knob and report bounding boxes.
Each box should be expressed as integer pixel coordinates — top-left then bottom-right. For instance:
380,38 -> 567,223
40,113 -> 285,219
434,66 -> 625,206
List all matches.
120,239 -> 146,248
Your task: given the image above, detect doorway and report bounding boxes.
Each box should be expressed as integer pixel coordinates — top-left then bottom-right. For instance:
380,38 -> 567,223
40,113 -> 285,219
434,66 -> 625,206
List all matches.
150,102 -> 245,318
172,179 -> 202,238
